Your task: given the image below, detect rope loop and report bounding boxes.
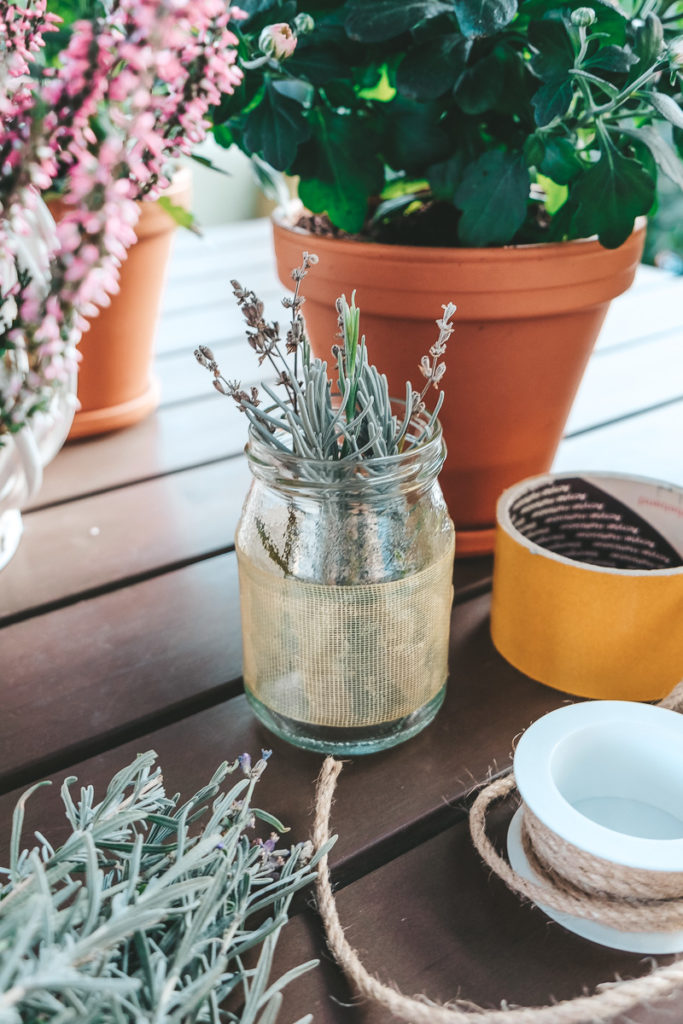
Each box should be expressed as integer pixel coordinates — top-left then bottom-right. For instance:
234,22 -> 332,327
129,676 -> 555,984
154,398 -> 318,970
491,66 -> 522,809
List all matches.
313,682 -> 683,1023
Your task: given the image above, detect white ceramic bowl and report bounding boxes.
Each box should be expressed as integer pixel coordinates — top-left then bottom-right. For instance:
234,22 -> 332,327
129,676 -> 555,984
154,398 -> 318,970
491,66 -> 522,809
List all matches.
507,700 -> 683,952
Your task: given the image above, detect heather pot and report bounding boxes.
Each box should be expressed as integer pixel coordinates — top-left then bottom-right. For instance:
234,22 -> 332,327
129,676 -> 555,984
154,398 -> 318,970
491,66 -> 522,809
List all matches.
49,167 -> 192,439
272,209 -> 646,556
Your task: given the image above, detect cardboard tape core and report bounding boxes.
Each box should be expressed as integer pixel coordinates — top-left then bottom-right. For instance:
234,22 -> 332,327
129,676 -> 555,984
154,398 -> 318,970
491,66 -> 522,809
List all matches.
491,472 -> 683,701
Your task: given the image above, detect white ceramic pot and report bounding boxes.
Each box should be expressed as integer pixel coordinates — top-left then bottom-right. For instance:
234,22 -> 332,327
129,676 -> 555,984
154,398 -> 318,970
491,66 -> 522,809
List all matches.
508,700 -> 683,953
0,384 -> 76,570
1,198 -> 77,569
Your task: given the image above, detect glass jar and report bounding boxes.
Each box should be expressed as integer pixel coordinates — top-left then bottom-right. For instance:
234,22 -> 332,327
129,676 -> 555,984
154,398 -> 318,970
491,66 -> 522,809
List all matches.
235,419 -> 455,755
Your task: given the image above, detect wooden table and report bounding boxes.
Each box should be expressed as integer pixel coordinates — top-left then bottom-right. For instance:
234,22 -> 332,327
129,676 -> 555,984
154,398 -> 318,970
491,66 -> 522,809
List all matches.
2,219 -> 682,1022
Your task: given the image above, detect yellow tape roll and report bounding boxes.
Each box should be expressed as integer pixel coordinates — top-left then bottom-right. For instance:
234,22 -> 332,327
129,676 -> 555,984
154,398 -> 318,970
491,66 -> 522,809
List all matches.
491,472 -> 683,701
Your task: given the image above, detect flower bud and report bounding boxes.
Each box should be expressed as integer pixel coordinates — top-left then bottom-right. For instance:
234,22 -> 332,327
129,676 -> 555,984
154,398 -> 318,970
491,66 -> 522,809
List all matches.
294,12 -> 315,34
259,22 -> 297,60
571,6 -> 596,26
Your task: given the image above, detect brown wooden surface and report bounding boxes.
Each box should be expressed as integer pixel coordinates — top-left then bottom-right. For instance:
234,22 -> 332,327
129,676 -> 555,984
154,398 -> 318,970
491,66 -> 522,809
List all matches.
270,816 -> 683,1024
1,218 -> 682,1022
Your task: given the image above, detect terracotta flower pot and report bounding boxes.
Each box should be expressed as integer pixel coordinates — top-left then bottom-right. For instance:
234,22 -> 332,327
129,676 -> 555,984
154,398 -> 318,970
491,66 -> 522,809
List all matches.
272,210 -> 646,556
65,167 -> 192,438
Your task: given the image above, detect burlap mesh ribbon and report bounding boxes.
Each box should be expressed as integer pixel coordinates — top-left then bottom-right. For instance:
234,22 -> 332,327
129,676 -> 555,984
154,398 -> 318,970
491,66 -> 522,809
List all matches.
237,540 -> 455,727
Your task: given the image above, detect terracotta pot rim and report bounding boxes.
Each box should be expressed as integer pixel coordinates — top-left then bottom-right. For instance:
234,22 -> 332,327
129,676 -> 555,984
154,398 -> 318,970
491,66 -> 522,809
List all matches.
272,203 -> 647,262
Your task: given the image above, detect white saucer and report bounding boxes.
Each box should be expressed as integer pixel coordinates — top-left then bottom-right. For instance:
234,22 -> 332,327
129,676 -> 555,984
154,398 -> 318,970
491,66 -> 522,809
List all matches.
507,807 -> 683,954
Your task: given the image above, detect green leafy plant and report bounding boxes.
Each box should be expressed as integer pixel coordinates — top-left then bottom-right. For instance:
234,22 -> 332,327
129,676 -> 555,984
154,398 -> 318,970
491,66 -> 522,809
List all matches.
214,0 -> 683,248
0,749 -> 331,1023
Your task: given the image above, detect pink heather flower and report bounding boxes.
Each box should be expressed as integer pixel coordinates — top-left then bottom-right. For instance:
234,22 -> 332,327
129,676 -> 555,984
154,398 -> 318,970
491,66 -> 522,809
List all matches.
259,22 -> 297,60
1,0 -> 244,439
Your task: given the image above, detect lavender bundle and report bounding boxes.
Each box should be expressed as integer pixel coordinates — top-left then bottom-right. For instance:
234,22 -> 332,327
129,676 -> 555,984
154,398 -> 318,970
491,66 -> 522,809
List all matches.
195,253 -> 456,466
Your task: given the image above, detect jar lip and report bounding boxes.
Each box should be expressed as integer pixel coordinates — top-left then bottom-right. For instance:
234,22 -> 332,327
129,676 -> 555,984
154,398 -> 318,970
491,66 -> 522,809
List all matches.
245,411 -> 444,477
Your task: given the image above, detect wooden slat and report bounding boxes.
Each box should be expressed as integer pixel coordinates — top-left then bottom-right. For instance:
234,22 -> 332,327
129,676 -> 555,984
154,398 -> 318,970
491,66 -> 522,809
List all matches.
632,262 -> 678,289
157,319 -> 683,432
161,253 -> 282,315
566,328 -> 683,435
0,553 -> 243,791
2,459 -> 250,620
597,273 -> 683,351
0,591 -> 569,851
156,287 -> 284,355
157,347 -> 272,408
30,397 -> 245,508
165,219 -> 273,278
0,559 -> 499,792
555,398 -> 683,484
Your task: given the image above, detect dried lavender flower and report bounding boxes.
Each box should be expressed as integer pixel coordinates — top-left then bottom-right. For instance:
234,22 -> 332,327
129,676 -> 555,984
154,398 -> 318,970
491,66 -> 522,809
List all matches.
194,256 -> 457,464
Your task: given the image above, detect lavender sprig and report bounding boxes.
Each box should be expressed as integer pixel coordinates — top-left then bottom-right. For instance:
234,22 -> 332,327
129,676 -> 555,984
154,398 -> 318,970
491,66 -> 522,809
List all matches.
194,256 -> 456,464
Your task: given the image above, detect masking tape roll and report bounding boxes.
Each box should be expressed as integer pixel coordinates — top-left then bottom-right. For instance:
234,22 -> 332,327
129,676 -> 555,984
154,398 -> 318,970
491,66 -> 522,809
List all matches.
490,471 -> 683,701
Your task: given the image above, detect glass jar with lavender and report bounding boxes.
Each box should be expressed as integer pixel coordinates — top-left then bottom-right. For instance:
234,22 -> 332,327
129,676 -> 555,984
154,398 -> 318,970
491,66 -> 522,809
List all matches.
195,255 -> 457,754
235,415 -> 455,755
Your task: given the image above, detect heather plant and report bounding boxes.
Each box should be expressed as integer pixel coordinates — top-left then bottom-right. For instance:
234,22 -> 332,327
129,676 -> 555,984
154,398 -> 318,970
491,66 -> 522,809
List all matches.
0,0 -> 243,442
214,0 -> 683,249
0,749 -> 330,1023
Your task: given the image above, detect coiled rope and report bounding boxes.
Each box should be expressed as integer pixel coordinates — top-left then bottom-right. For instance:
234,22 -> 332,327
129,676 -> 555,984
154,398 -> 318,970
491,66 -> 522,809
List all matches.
312,680 -> 683,1023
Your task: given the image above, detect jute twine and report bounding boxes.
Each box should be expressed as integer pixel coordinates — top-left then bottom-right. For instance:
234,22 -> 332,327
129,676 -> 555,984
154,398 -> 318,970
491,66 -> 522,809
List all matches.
312,680 -> 683,1023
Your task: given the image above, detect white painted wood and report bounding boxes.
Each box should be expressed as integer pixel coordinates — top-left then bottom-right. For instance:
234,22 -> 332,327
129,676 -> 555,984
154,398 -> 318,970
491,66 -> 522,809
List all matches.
555,399 -> 683,483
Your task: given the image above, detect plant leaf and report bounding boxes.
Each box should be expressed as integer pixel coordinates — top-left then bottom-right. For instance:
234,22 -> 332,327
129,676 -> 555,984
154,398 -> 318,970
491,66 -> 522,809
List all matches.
675,126 -> 683,161
212,122 -> 235,149
396,35 -> 471,100
344,0 -> 452,43
244,81 -> 312,171
189,153 -> 231,177
454,150 -> 530,245
380,96 -> 453,172
157,197 -> 201,235
297,107 -> 383,233
633,12 -> 663,67
238,0 -> 284,18
537,173 -> 568,214
571,148 -> 656,248
455,51 -> 505,113
532,77 -> 574,126
286,44 -> 349,86
648,92 -> 683,130
428,152 -> 468,200
539,136 -> 584,183
585,44 -> 638,72
271,78 -> 315,106
620,125 -> 683,190
529,19 -> 574,81
454,0 -> 517,36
